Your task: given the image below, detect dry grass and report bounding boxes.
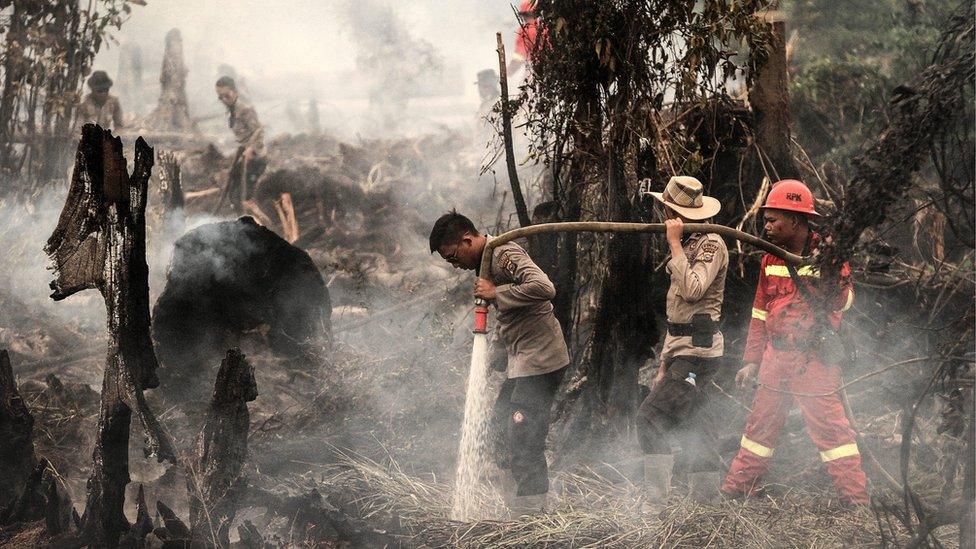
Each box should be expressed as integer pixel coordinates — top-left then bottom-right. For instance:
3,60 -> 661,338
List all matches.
316,453 -> 960,548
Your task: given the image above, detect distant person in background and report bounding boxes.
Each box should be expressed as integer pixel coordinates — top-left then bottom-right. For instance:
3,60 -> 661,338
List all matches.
215,76 -> 267,211
76,71 -> 124,131
477,69 -> 500,114
507,1 -> 541,77
474,69 -> 500,145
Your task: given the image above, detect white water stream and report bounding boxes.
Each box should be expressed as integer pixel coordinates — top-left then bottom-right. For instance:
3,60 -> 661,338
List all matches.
450,331 -> 494,521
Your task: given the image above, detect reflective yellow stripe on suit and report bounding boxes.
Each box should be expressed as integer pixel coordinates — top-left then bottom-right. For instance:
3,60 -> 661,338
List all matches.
820,443 -> 860,462
765,264 -> 820,278
741,436 -> 775,458
752,307 -> 767,321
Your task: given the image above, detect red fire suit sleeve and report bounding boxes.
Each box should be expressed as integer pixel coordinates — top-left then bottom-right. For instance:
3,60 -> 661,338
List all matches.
743,254 -> 770,365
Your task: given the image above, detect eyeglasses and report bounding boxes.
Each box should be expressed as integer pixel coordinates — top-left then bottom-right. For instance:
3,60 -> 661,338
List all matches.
443,243 -> 461,263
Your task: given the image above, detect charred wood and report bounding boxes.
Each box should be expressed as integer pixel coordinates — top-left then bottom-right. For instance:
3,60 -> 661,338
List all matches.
244,487 -> 397,547
153,500 -> 192,547
0,349 -> 36,511
187,348 -> 257,548
0,458 -> 74,538
236,520 -> 268,549
157,150 -> 185,213
44,124 -> 176,547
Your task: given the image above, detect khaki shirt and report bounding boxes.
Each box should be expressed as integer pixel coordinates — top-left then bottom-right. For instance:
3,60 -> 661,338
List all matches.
661,232 -> 728,359
228,101 -> 266,158
76,94 -> 123,130
487,236 -> 570,378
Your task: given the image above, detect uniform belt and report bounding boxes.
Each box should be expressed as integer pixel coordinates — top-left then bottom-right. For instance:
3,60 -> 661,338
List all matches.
667,322 -> 718,337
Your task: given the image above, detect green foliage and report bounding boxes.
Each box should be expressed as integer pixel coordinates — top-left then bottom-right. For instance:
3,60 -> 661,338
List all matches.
523,0 -> 773,187
0,0 -> 138,190
790,57 -> 889,165
785,0 -> 953,167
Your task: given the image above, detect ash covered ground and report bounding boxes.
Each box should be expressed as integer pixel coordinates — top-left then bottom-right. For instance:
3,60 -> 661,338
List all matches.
0,1 -> 972,548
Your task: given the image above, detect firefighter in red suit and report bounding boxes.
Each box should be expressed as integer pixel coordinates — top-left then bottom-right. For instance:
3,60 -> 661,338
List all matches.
507,1 -> 541,76
721,179 -> 869,505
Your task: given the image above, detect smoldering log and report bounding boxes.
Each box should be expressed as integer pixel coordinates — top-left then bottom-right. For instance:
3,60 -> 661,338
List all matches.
187,348 -> 258,548
152,217 -> 331,399
44,124 -> 176,547
0,349 -> 36,511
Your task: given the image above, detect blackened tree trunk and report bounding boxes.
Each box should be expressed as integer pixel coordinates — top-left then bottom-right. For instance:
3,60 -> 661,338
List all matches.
188,348 -> 258,548
45,124 -> 176,548
574,80 -> 658,442
747,20 -> 800,183
0,349 -> 36,511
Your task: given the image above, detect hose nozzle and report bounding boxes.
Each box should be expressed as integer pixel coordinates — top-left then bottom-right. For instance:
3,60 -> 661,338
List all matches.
473,298 -> 489,334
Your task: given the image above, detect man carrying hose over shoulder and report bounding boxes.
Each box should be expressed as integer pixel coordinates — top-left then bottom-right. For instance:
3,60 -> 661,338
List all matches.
637,176 -> 728,505
721,179 -> 868,505
429,211 -> 570,515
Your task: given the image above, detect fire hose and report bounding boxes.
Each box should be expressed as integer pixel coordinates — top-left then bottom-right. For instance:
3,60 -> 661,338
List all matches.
471,221 -> 806,334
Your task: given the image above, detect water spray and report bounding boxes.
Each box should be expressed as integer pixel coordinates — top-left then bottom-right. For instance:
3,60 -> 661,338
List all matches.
451,221 -> 805,521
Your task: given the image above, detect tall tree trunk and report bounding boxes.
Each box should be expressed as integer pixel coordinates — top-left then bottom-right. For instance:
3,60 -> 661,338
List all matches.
747,19 -> 799,182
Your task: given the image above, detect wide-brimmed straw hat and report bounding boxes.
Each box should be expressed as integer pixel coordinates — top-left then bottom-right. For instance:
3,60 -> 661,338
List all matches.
650,176 -> 721,220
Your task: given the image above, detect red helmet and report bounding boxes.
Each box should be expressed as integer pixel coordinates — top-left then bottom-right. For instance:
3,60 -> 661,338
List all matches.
762,179 -> 819,216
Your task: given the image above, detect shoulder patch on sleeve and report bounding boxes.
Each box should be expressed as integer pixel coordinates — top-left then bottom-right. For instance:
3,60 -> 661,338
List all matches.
502,255 -> 518,277
495,248 -> 519,279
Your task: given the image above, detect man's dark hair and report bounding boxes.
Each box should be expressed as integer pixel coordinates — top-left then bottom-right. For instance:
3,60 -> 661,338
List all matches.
215,76 -> 237,90
787,211 -> 810,227
429,210 -> 478,253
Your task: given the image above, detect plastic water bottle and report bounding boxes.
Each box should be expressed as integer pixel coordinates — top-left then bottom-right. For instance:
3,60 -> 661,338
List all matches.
684,372 -> 697,387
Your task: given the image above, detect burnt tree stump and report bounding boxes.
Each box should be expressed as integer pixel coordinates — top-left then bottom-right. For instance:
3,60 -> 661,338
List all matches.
0,457 -> 76,538
0,349 -> 36,511
144,28 -> 195,132
187,348 -> 257,547
45,124 -> 176,547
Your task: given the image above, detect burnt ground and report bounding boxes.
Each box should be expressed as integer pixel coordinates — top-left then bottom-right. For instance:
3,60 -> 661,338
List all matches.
0,128 -> 969,547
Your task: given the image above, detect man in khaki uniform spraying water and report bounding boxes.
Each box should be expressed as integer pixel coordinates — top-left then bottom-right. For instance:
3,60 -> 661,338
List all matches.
637,176 -> 728,504
430,211 -> 570,514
